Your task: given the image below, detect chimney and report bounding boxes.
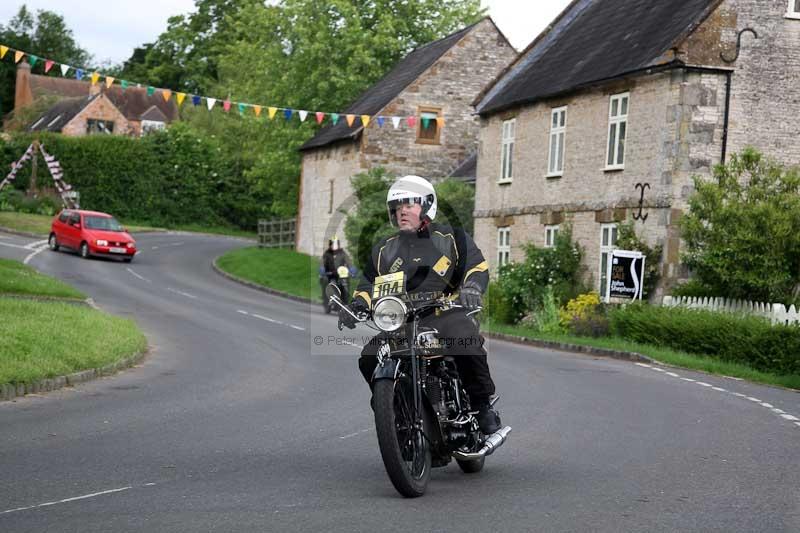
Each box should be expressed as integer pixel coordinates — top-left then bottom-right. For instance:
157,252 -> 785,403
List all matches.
14,62 -> 33,111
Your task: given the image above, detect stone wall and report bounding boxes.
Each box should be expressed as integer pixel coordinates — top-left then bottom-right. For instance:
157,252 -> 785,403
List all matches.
61,94 -> 132,137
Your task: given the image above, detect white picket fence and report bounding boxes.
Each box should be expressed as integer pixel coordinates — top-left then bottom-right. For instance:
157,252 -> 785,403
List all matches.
662,295 -> 800,326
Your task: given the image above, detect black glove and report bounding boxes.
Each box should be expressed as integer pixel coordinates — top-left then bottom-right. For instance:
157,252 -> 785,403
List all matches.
459,280 -> 483,311
339,295 -> 368,329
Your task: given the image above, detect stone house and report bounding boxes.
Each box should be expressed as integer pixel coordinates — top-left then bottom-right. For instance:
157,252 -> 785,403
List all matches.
296,17 -> 517,257
14,62 -> 177,136
473,0 -> 800,300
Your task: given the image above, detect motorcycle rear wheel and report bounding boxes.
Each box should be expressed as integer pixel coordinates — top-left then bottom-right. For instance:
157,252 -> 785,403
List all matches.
374,379 -> 431,497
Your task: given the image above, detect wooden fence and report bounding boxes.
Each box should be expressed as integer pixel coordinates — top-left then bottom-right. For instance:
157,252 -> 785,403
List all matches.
257,218 -> 296,249
662,295 -> 800,326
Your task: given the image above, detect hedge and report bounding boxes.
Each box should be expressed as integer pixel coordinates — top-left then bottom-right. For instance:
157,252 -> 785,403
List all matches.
610,303 -> 800,375
0,124 -> 269,229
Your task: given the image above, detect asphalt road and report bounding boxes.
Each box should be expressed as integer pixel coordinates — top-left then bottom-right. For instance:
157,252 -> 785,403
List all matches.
1,231 -> 799,532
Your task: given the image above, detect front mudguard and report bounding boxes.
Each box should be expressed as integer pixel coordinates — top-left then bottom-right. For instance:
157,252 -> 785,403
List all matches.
372,359 -> 449,463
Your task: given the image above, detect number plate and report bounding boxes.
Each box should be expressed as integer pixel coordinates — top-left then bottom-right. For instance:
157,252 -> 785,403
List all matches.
109,247 -> 126,254
372,272 -> 405,299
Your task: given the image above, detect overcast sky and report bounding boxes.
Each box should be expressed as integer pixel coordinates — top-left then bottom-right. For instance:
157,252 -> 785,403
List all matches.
0,0 -> 572,65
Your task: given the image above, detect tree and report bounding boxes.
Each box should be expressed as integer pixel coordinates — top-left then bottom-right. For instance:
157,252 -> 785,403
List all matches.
680,148 -> 800,303
0,5 -> 91,116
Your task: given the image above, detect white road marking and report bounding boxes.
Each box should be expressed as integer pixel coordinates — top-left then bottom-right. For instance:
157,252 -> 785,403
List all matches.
746,397 -> 762,403
339,428 -> 370,440
253,313 -> 282,325
170,242 -> 184,246
796,422 -> 800,428
635,363 -> 652,368
773,409 -> 786,414
665,372 -> 679,377
167,287 -> 198,300
780,414 -> 799,421
0,486 -> 132,515
23,244 -> 49,265
0,241 -> 27,249
711,387 -> 727,392
289,324 -> 305,331
240,310 -> 307,332
651,367 -> 665,372
126,268 -> 151,283
680,377 -> 696,382
761,403 -> 774,408
237,310 -> 249,315
696,382 -> 712,387
24,239 -> 48,249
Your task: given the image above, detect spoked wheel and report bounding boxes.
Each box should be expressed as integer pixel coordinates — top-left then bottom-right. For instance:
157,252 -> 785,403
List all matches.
374,378 -> 431,497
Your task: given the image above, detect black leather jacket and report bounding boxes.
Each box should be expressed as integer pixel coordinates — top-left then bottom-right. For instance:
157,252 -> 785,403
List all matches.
354,223 -> 488,308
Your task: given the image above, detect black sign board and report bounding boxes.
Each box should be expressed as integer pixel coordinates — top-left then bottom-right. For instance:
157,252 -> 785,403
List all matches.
607,250 -> 645,301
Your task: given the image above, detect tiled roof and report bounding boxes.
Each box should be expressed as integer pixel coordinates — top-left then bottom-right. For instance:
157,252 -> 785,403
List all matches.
29,94 -> 97,132
477,0 -> 721,115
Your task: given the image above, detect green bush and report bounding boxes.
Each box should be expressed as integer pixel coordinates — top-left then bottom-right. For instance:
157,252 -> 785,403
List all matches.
520,286 -> 564,334
483,281 -> 516,325
610,303 -> 800,375
490,226 -> 587,324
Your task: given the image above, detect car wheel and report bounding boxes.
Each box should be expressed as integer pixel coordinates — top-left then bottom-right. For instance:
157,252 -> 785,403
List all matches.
80,242 -> 90,259
48,233 -> 59,252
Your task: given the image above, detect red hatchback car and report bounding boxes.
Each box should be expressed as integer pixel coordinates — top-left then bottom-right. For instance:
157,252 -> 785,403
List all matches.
49,209 -> 137,262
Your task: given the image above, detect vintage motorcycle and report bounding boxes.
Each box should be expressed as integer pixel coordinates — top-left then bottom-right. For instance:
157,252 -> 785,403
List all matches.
326,278 -> 511,498
320,265 -> 352,314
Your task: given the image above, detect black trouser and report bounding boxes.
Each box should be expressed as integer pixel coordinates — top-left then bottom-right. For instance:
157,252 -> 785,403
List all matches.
358,310 -> 496,406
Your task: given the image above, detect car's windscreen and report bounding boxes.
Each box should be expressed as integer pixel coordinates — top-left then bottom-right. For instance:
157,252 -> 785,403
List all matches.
85,216 -> 124,231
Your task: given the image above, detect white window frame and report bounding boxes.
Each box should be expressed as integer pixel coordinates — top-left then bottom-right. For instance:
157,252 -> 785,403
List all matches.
497,227 -> 511,267
599,223 -> 619,298
787,0 -> 800,18
141,119 -> 166,135
498,119 -> 515,183
605,92 -> 629,170
547,106 -> 567,177
544,224 -> 560,248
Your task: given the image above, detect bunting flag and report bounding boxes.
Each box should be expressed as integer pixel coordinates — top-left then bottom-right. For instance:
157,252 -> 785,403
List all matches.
0,42 -> 447,134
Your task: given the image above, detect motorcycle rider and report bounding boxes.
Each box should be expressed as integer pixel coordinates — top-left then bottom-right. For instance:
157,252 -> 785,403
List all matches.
320,236 -> 352,302
339,175 -> 502,435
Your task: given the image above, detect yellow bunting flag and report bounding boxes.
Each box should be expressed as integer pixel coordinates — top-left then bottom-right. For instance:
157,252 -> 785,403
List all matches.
176,92 -> 186,106
91,72 -> 100,85
14,50 -> 24,63
268,107 -> 278,119
0,46 -> 8,59
361,115 -> 371,128
346,114 -> 355,127
253,105 -> 262,117
161,89 -> 172,102
105,76 -> 115,89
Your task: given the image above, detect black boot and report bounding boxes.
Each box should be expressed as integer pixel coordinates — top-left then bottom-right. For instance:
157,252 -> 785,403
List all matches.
476,404 -> 501,434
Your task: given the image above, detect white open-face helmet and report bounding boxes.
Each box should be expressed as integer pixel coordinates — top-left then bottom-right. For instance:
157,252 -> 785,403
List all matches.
386,175 -> 437,227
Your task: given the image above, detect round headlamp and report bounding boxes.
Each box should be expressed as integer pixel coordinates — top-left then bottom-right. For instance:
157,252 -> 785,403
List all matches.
372,296 -> 407,332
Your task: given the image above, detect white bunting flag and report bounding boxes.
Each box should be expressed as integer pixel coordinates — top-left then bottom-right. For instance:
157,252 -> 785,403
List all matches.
391,116 -> 401,129
298,110 -> 308,122
206,98 -> 217,111
60,64 -> 70,76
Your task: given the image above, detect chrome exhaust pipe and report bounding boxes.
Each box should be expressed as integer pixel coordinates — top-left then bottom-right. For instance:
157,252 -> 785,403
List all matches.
452,426 -> 512,461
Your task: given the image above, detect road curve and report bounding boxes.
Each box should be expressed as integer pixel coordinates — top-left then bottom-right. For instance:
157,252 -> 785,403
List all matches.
0,231 -> 798,532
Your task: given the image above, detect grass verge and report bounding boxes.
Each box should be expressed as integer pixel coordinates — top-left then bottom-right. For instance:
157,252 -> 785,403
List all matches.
0,258 -> 85,299
482,320 -> 800,391
216,246 -> 320,302
0,298 -> 147,385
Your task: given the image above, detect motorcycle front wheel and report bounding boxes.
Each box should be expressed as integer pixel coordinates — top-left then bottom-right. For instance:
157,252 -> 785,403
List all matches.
374,378 -> 431,497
